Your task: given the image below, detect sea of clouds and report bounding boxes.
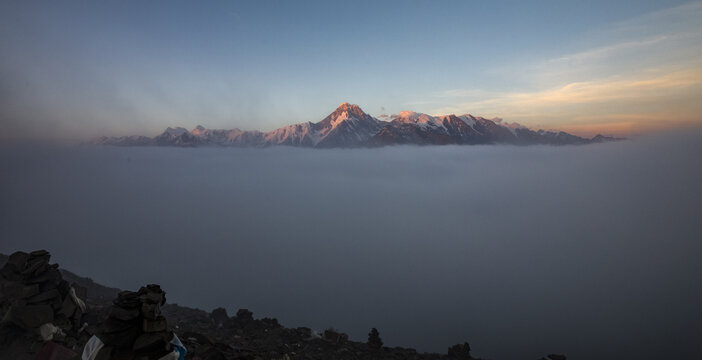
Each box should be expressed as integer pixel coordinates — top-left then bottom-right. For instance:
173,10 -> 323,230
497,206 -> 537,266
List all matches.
1,129 -> 701,359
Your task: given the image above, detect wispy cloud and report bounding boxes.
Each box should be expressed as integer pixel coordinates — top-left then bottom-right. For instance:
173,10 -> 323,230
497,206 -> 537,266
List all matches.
428,1 -> 702,136
508,68 -> 701,106
547,35 -> 670,65
432,68 -> 702,136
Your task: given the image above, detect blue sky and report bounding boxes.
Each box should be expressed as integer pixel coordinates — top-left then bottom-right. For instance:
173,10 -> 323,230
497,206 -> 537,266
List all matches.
1,0 -> 701,139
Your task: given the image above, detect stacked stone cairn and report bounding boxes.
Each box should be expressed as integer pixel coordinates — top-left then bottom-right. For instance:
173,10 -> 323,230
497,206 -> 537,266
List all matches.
0,250 -> 88,350
96,284 -> 174,360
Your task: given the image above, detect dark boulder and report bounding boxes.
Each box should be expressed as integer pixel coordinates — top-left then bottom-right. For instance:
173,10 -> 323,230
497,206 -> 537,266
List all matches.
323,328 -> 348,343
98,284 -> 174,359
210,307 -> 229,325
448,342 -> 472,359
367,327 -> 383,350
236,308 -> 253,322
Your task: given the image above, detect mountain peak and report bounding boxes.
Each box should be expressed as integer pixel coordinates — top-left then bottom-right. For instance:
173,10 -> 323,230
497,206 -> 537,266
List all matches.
391,111 -> 445,128
396,111 -> 421,118
164,126 -> 189,136
335,102 -> 363,113
190,125 -> 207,136
320,102 -> 371,127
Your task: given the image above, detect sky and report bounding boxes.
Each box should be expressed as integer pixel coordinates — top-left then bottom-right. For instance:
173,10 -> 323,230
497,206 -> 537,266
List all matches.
1,0 -> 701,140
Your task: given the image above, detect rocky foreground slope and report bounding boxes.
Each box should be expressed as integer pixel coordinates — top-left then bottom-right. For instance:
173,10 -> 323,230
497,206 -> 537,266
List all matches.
0,252 -> 566,360
93,103 -> 619,148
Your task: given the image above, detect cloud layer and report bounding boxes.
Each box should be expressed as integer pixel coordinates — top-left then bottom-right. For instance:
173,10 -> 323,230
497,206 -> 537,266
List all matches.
1,130 -> 701,360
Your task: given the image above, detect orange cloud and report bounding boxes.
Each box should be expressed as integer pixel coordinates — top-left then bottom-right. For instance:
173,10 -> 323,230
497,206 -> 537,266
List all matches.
433,68 -> 702,136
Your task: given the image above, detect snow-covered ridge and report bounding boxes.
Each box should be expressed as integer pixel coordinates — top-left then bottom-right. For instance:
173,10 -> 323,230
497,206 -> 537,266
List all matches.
392,111 -> 446,129
92,102 -> 621,148
163,126 -> 189,136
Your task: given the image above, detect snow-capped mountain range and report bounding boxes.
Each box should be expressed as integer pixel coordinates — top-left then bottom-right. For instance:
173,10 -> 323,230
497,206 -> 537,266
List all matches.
93,102 -> 620,148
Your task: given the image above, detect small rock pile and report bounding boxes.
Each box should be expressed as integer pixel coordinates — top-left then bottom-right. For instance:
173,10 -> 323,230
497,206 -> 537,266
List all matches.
96,284 -> 175,359
170,307 -> 474,360
0,250 -> 88,355
367,328 -> 383,350
447,342 -> 472,359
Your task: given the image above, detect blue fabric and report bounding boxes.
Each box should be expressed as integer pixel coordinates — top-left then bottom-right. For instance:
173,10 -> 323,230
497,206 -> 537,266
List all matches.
170,334 -> 187,360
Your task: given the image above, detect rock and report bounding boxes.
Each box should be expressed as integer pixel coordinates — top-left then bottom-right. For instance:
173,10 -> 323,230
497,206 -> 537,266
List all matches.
367,327 -> 383,349
260,317 -> 281,330
2,252 -> 30,276
196,346 -> 227,360
236,309 -> 254,322
210,307 -> 228,325
132,331 -> 172,358
295,327 -> 312,338
38,323 -> 64,341
98,283 -> 174,359
25,288 -> 61,304
139,284 -> 166,320
0,250 -> 91,360
4,304 -> 55,329
323,328 -> 348,343
447,342 -> 472,359
182,331 -> 212,345
142,316 -> 167,332
108,306 -> 140,321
